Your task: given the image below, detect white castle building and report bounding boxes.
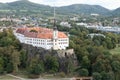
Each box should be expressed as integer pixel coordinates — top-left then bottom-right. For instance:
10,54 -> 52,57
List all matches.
14,27 -> 69,50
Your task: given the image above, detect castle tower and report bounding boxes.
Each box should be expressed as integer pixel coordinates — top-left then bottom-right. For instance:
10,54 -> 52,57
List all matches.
53,7 -> 59,50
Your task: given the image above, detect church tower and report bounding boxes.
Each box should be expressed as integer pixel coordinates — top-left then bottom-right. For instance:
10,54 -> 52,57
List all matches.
53,7 -> 59,50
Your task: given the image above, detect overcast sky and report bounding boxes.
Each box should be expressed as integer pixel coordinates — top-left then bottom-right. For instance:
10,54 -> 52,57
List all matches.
0,0 -> 120,10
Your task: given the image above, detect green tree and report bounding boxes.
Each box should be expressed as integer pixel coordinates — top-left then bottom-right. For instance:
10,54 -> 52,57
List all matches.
20,50 -> 27,68
28,58 -> 44,75
11,50 -> 20,73
6,63 -> 13,73
101,71 -> 114,80
10,47 -> 20,73
93,72 -> 102,80
45,55 -> 59,73
105,37 -> 113,49
81,56 -> 90,69
0,57 -> 4,74
79,68 -> 89,77
65,58 -> 75,74
111,61 -> 120,80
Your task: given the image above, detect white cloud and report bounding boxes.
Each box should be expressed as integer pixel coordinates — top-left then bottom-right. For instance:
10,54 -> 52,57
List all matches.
82,0 -> 120,10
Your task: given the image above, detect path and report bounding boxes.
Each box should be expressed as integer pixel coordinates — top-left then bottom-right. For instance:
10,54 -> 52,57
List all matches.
7,74 -> 74,80
7,74 -> 25,80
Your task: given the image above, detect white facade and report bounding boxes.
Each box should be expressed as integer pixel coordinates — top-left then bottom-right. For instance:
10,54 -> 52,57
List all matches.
91,13 -> 99,16
60,22 -> 71,28
76,22 -> 87,26
14,27 -> 69,50
70,17 -> 79,21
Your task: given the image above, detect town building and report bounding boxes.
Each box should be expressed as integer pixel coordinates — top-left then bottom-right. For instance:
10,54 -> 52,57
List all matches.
60,21 -> 71,28
87,33 -> 105,39
14,27 -> 69,50
70,17 -> 79,21
76,22 -> 87,26
91,13 -> 99,16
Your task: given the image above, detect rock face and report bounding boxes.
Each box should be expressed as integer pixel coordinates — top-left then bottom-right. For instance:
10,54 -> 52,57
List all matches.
22,43 -> 78,73
56,49 -> 75,57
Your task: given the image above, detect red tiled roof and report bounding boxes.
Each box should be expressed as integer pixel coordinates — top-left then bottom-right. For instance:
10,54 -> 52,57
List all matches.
16,27 -> 68,39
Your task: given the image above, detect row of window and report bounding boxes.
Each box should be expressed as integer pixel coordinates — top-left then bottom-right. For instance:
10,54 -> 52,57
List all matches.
26,38 -> 68,42
47,42 -> 68,45
47,40 -> 52,42
26,41 -> 45,45
26,41 -> 68,46
47,43 -> 53,45
59,39 -> 68,41
59,42 -> 68,44
26,38 -> 46,42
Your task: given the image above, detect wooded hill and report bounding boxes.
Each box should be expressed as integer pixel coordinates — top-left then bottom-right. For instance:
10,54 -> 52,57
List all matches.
0,0 -> 120,16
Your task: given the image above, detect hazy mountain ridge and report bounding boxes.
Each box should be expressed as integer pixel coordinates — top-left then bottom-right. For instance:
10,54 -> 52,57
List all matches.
0,3 -> 10,9
0,0 -> 119,16
112,8 -> 120,16
7,0 -> 51,10
57,4 -> 110,15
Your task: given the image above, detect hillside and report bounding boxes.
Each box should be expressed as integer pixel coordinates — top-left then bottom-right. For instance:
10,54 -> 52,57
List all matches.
0,0 -> 110,16
57,4 -> 110,15
112,8 -> 120,16
0,3 -> 9,9
7,0 -> 51,11
0,0 -> 119,16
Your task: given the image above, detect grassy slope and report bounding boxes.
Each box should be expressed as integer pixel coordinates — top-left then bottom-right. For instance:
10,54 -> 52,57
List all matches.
0,75 -> 18,80
110,46 -> 120,54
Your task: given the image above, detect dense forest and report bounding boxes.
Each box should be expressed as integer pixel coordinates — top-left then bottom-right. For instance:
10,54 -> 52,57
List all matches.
57,23 -> 120,80
0,25 -> 120,80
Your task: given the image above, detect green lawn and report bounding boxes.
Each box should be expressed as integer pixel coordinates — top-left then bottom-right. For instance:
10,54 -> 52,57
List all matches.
110,46 -> 120,54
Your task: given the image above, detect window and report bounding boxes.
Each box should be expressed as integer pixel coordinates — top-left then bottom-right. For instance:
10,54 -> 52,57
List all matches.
55,40 -> 57,42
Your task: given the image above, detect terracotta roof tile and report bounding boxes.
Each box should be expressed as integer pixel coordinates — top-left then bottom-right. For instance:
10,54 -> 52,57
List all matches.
16,27 -> 68,39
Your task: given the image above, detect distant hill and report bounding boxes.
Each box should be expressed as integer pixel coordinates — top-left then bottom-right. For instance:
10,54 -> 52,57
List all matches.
57,4 -> 110,15
0,3 -> 9,9
7,0 -> 51,11
112,8 -> 120,16
0,0 -> 119,16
